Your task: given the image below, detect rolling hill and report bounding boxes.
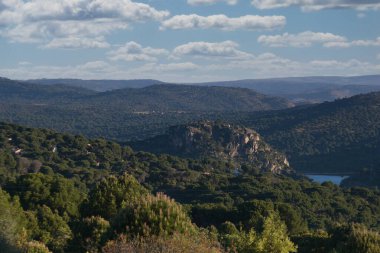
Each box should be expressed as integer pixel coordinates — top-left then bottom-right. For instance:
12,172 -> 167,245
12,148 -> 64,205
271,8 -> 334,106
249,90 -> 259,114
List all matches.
25,78 -> 165,91
130,121 -> 292,174
127,92 -> 380,187
191,75 -> 380,103
23,75 -> 380,103
238,91 -> 380,177
81,84 -> 294,112
0,78 -> 293,141
0,77 -> 96,103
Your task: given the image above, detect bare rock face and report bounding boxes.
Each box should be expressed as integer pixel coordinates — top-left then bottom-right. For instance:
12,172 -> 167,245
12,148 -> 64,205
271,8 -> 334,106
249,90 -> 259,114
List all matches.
166,121 -> 292,174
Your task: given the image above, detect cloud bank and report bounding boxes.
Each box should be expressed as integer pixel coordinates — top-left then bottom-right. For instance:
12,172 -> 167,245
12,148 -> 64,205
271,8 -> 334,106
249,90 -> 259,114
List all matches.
251,0 -> 380,11
187,0 -> 238,6
0,0 -> 169,48
161,14 -> 286,31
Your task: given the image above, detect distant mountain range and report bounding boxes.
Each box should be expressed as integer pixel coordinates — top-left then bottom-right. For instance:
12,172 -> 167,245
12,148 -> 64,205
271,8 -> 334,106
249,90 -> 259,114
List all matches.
0,77 -> 292,141
192,75 -> 380,104
25,78 -> 165,91
1,76 -> 380,186
2,78 -> 292,112
0,77 -> 95,103
24,75 -> 380,103
239,91 -> 380,176
127,90 -> 380,184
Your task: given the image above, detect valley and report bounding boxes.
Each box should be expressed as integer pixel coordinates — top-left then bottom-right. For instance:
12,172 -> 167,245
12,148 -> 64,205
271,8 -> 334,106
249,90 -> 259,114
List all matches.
0,76 -> 380,252
1,0 -> 379,251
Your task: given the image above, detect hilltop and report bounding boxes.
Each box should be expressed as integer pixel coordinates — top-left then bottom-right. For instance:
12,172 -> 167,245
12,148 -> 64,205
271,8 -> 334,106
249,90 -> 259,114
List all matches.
130,121 -> 291,174
240,91 -> 380,178
82,84 -> 293,112
0,78 -> 293,141
1,121 -> 380,252
25,78 -> 165,91
22,75 -> 380,103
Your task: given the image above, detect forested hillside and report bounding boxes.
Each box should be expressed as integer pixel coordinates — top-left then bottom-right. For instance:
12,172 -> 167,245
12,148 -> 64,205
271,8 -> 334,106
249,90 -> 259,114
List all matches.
127,92 -> 380,187
25,78 -> 165,91
0,78 -> 96,103
239,92 -> 380,178
191,75 -> 380,103
130,121 -> 291,174
0,78 -> 292,141
1,77 -> 380,187
24,75 -> 380,103
1,122 -> 380,252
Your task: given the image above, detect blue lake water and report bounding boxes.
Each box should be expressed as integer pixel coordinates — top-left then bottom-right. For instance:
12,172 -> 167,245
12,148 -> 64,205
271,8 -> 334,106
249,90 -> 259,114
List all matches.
305,175 -> 349,185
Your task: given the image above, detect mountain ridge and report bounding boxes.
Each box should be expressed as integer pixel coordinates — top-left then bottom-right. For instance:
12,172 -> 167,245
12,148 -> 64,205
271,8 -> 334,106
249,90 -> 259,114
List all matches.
19,75 -> 380,103
130,120 -> 292,174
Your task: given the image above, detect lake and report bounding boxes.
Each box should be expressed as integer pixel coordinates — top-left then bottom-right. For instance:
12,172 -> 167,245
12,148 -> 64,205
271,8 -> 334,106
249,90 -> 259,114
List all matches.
305,174 -> 349,185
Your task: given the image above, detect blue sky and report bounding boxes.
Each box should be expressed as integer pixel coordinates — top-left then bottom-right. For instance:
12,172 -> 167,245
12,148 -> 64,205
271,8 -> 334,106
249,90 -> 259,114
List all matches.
0,0 -> 379,82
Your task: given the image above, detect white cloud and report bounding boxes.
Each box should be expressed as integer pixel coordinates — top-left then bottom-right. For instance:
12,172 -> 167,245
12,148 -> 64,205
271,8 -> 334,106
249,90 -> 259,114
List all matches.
1,19 -> 130,44
0,61 -> 119,80
0,0 -> 169,48
0,60 -> 200,82
172,41 -> 253,59
251,0 -> 380,11
324,37 -> 380,48
78,61 -> 114,72
258,32 -> 380,49
156,62 -> 199,71
1,56 -> 379,82
136,62 -> 199,72
160,14 -> 286,31
206,54 -> 380,79
258,31 -> 347,47
18,61 -> 31,66
187,0 -> 238,6
45,36 -> 110,49
108,41 -> 169,62
0,0 -> 169,24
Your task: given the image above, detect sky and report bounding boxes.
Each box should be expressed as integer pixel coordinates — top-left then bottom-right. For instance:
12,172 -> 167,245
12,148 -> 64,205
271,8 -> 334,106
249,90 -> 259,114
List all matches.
0,0 -> 380,82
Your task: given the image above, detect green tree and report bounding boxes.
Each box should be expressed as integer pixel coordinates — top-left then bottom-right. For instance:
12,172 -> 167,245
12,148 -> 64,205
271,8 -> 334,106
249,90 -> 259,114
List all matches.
84,173 -> 148,220
220,212 -> 297,253
22,241 -> 51,253
76,216 -> 110,253
32,205 -> 72,253
9,173 -> 85,218
0,188 -> 28,253
102,231 -> 223,253
329,224 -> 380,253
256,212 -> 297,253
112,192 -> 196,237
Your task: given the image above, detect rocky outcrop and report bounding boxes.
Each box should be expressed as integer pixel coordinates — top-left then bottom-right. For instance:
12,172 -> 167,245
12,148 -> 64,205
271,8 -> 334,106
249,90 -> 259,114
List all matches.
131,121 -> 292,174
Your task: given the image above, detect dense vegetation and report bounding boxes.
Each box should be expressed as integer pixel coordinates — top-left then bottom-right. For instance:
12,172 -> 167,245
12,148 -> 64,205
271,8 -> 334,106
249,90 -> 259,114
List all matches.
130,92 -> 380,187
25,78 -> 165,92
25,75 -> 380,103
130,121 -> 291,174
0,77 -> 292,142
0,78 -> 292,112
239,92 -> 380,176
2,78 -> 380,181
1,122 -> 380,252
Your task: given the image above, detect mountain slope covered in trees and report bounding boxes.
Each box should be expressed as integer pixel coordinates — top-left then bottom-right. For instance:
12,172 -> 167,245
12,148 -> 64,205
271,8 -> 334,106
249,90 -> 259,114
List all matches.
24,75 -> 380,103
0,78 -> 293,141
1,121 -> 380,252
130,121 -> 291,174
25,78 -> 165,91
239,92 -> 380,177
0,77 -> 96,103
192,75 -> 380,103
